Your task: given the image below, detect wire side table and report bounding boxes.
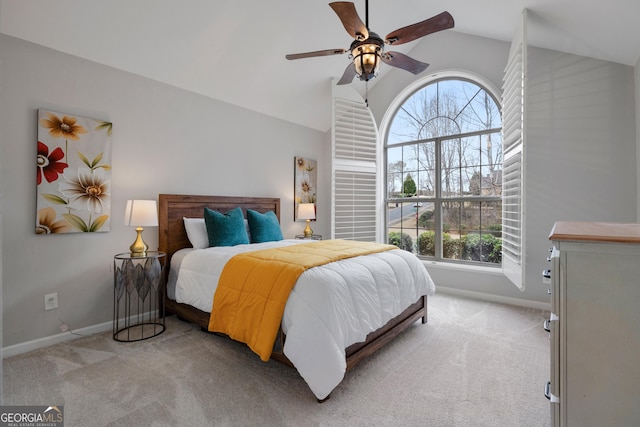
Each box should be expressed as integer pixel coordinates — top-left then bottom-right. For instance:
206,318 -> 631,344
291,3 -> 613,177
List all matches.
113,251 -> 166,342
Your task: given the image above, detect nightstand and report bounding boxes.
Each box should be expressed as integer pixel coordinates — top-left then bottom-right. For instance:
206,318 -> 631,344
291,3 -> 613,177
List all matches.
113,251 -> 166,342
295,234 -> 322,240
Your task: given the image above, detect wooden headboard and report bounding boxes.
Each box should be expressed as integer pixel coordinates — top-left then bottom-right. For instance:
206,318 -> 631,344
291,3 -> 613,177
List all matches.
158,194 -> 281,261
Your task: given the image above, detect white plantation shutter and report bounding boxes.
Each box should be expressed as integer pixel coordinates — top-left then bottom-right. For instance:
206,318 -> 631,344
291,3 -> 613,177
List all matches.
501,9 -> 527,290
332,84 -> 379,241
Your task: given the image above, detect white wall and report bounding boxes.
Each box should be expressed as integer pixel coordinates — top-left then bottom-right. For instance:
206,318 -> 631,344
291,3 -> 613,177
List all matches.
368,31 -> 637,304
0,35 -> 329,349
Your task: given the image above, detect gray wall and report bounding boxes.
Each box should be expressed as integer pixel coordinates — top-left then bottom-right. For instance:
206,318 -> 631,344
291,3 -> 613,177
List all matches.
0,35 -> 329,348
368,31 -> 637,304
1,29 -> 638,351
525,46 -> 636,298
637,57 -> 640,221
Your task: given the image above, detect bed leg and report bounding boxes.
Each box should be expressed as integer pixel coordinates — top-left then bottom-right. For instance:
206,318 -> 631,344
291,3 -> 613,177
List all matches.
317,394 -> 331,403
422,295 -> 428,324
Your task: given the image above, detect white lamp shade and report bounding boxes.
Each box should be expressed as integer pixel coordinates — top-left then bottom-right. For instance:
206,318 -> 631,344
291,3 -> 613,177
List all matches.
298,203 -> 316,220
124,200 -> 158,227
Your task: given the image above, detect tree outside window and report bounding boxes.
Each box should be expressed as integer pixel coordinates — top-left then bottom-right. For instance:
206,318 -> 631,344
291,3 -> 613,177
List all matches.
402,174 -> 417,196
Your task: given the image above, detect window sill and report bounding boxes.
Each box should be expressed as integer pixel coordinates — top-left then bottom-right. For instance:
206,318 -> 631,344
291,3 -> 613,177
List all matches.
421,259 -> 504,276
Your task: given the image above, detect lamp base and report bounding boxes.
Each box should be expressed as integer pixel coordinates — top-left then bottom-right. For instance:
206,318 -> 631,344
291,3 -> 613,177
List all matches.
129,227 -> 149,257
303,220 -> 313,238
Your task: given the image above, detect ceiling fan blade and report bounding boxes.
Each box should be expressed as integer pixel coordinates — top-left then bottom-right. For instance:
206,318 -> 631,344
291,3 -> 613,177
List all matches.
285,49 -> 347,60
382,51 -> 429,75
385,11 -> 454,45
336,63 -> 357,85
329,2 -> 369,41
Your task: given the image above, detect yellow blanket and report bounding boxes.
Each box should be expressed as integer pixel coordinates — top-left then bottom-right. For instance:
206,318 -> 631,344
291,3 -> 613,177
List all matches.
208,239 -> 397,361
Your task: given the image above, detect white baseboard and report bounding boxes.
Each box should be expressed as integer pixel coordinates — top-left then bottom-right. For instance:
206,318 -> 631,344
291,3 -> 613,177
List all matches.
436,286 -> 551,311
2,320 -> 113,359
3,292 -> 548,359
3,310 -> 165,358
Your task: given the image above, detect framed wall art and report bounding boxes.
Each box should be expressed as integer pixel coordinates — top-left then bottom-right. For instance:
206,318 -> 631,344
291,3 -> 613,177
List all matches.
294,157 -> 317,220
36,109 -> 112,234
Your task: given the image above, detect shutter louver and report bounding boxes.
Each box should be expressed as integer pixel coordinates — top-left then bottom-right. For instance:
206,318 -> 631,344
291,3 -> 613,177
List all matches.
501,9 -> 527,290
502,153 -> 522,261
332,85 -> 378,241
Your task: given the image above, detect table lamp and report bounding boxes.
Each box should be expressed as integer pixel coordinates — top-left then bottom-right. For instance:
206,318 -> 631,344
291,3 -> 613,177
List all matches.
298,203 -> 316,237
124,199 -> 158,257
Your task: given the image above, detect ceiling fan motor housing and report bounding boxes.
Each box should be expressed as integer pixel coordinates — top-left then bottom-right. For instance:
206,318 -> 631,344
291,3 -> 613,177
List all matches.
350,32 -> 384,81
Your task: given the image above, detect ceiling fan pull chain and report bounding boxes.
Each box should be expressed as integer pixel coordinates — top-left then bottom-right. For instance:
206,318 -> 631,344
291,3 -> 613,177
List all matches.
365,80 -> 369,107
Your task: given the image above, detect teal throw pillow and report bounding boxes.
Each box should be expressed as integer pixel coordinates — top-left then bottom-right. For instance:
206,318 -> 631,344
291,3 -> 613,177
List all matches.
204,207 -> 249,246
246,209 -> 283,243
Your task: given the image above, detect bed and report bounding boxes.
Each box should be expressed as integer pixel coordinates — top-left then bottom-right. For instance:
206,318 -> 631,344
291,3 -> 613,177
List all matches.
158,194 -> 435,401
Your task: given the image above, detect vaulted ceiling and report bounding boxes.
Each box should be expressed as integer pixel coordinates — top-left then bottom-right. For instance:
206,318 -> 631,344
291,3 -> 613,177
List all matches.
2,0 -> 639,132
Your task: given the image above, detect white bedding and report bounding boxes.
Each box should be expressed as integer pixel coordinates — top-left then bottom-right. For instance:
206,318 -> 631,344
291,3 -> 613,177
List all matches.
173,239 -> 436,400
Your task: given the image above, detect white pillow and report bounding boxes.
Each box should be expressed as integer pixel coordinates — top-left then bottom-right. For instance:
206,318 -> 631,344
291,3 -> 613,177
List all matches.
183,217 -> 251,249
183,217 -> 208,249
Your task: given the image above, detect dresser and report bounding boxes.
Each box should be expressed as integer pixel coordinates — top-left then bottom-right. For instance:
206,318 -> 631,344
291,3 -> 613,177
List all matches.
546,222 -> 640,426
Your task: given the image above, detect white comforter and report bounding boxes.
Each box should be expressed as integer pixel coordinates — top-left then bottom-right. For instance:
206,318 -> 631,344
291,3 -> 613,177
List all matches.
174,239 -> 435,400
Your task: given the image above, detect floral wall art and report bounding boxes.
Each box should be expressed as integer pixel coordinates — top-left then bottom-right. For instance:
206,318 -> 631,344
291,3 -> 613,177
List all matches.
294,157 -> 317,220
36,109 -> 112,234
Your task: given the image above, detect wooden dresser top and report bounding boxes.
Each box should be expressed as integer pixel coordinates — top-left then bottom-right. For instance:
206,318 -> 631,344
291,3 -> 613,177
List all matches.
549,221 -> 640,244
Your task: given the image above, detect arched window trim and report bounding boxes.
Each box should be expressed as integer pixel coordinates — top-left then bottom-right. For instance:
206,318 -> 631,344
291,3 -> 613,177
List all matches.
378,69 -> 503,267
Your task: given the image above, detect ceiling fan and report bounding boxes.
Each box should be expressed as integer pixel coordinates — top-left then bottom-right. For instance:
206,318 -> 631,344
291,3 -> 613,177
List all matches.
285,1 -> 454,85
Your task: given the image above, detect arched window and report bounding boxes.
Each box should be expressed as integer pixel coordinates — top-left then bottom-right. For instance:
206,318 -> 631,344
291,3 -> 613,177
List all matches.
384,74 -> 502,265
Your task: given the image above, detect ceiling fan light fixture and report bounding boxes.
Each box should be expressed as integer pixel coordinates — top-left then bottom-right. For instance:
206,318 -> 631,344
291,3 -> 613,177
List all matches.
350,33 -> 383,81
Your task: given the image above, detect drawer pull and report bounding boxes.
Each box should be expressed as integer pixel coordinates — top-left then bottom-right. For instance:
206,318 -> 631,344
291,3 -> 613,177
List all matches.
542,269 -> 551,286
543,319 -> 551,333
544,381 -> 551,400
544,381 -> 559,403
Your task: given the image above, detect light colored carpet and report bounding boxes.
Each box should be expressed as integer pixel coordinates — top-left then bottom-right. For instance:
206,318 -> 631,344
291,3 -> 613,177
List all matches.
2,293 -> 551,426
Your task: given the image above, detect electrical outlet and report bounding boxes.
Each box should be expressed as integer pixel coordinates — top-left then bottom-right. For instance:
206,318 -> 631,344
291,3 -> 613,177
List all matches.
44,293 -> 58,311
